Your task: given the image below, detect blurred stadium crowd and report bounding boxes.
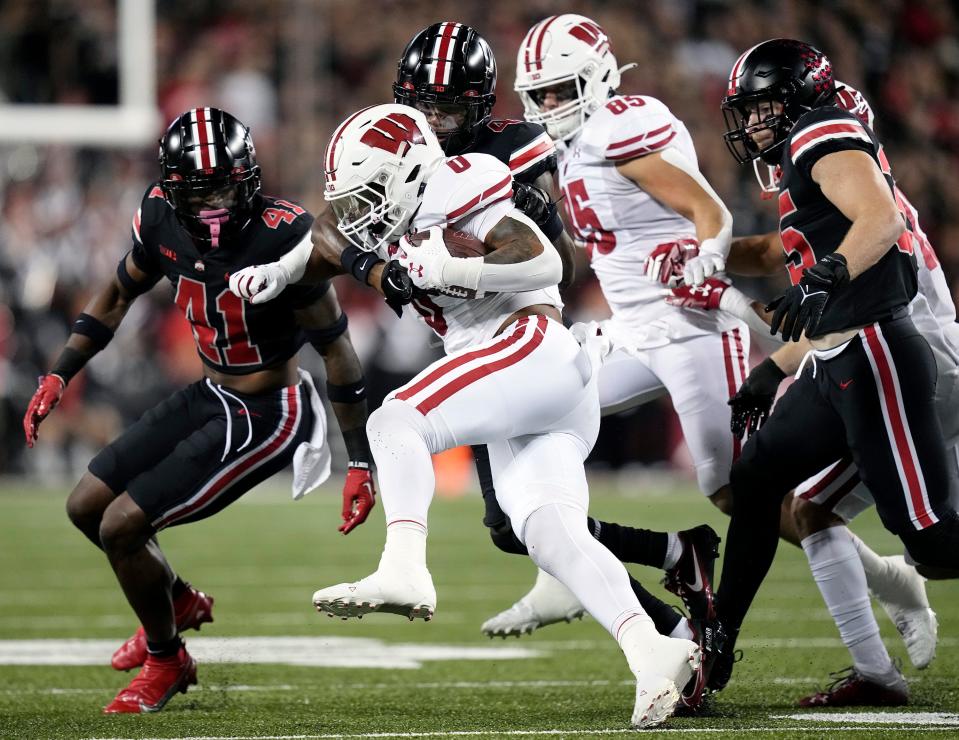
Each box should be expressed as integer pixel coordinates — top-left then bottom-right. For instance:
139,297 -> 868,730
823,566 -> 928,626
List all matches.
1,0 -> 957,482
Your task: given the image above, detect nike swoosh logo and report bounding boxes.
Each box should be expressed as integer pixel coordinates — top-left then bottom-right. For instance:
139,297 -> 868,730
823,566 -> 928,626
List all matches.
685,548 -> 704,593
840,380 -> 853,389
354,387 -> 365,395
361,482 -> 373,496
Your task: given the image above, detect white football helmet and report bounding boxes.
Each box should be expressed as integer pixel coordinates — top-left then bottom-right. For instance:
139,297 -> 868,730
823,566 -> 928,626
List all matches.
324,104 -> 444,252
514,14 -> 626,141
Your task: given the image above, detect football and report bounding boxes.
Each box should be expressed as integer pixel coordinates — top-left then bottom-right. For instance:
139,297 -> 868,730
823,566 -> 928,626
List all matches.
406,228 -> 490,259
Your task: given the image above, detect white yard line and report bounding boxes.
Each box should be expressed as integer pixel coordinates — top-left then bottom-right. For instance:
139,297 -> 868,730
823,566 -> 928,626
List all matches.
82,726 -> 959,740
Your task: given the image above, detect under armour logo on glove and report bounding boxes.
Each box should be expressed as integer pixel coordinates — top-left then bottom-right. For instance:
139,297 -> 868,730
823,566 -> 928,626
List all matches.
399,226 -> 452,292
408,264 -> 424,279
665,277 -> 730,310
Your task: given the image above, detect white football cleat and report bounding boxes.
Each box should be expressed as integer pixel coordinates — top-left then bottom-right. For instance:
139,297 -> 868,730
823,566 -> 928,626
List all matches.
480,569 -> 585,638
312,562 -> 436,621
620,621 -> 702,729
871,555 -> 938,669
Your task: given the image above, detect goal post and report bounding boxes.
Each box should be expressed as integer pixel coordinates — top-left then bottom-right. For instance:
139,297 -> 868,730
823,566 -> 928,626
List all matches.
0,0 -> 160,147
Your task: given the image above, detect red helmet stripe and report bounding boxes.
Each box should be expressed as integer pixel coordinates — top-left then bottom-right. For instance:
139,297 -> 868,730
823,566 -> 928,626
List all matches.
325,106 -> 373,183
533,16 -> 560,71
727,43 -> 760,96
431,22 -> 460,86
520,22 -> 539,73
194,107 -> 214,169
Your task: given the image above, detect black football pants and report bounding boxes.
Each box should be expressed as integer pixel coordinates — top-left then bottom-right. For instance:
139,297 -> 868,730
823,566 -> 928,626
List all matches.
717,315 -> 959,634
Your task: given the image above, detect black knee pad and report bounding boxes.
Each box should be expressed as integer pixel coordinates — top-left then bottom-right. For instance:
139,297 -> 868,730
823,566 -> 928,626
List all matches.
900,510 -> 959,569
488,520 -> 529,556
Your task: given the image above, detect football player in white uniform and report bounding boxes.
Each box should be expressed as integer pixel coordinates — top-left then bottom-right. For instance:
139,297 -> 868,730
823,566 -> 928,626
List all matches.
703,81 -> 957,705
483,14 -> 746,636
302,104 -> 700,728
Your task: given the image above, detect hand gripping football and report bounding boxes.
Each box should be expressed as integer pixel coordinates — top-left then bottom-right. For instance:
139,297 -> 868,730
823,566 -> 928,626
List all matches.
406,228 -> 490,258
405,228 -> 490,299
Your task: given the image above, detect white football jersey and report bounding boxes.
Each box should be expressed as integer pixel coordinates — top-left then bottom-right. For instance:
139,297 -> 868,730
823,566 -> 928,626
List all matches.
557,94 -> 741,343
382,152 -> 562,354
899,188 -> 959,364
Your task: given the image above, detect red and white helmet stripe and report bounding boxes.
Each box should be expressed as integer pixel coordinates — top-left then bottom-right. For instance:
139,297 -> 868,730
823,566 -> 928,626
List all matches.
429,22 -> 462,86
727,43 -> 762,96
189,107 -> 217,169
521,15 -> 561,73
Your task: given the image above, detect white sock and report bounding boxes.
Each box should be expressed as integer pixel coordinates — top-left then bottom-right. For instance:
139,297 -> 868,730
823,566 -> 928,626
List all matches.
368,400 -> 436,527
847,532 -> 888,592
523,503 -> 654,638
802,527 -> 894,682
381,520 -> 427,568
669,618 -> 695,641
663,533 -> 682,570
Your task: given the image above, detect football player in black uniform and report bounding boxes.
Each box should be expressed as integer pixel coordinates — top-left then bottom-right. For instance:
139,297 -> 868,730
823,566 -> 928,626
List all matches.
22,108 -> 375,714
709,38 -> 959,692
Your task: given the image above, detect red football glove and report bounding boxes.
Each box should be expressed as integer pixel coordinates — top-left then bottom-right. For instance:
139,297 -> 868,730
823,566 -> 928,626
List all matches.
23,374 -> 66,448
644,239 -> 699,287
339,466 -> 376,534
665,277 -> 730,310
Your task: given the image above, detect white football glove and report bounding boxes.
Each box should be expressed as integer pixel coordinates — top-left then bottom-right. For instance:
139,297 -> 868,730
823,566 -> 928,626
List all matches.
229,262 -> 292,304
682,234 -> 729,287
400,226 -> 452,292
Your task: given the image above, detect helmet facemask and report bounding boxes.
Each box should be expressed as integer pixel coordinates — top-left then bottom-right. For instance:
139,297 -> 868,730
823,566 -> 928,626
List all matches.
327,169 -> 416,253
517,59 -> 619,142
722,91 -> 798,166
394,85 -> 495,155
161,167 -> 260,248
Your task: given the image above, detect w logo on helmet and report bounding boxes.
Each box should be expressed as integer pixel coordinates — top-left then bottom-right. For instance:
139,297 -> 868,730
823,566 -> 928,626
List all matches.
360,113 -> 426,157
568,20 -> 608,53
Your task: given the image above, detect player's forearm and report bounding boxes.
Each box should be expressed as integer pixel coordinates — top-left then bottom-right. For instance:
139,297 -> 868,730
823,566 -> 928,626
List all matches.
50,281 -> 130,382
769,336 -> 812,375
318,335 -> 371,463
835,211 -> 905,280
727,232 -> 783,276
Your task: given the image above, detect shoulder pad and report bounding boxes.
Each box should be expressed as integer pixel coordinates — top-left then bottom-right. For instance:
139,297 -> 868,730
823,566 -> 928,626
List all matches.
487,121 -> 555,178
788,106 -> 873,167
588,95 -> 679,161
133,182 -> 172,246
418,153 -> 513,226
257,195 -> 315,246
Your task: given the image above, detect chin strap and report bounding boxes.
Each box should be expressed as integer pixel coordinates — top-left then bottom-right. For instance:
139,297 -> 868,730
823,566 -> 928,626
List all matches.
198,208 -> 231,248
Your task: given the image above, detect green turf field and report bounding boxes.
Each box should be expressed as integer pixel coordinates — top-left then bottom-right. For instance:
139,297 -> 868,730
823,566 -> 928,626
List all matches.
0,477 -> 957,739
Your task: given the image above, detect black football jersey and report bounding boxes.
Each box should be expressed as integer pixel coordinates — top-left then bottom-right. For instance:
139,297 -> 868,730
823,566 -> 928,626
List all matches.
130,183 -> 325,375
462,119 -> 556,185
777,106 -> 918,336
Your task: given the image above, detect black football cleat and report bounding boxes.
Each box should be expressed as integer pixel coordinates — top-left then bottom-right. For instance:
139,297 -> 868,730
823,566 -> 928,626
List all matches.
664,524 -> 721,622
675,616 -> 726,714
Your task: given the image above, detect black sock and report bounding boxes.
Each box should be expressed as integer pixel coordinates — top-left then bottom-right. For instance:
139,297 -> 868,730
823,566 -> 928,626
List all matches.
715,487 -> 782,635
171,576 -> 189,601
587,517 -> 669,568
146,635 -> 183,658
629,576 -> 682,635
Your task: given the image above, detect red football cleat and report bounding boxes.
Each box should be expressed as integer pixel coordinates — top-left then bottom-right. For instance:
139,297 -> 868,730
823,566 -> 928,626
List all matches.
798,667 -> 909,707
111,585 -> 214,671
103,646 -> 197,714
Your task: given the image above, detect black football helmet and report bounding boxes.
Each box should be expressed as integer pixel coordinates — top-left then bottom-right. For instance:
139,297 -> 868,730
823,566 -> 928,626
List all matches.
722,39 -> 835,166
393,22 -> 497,154
158,107 -> 261,246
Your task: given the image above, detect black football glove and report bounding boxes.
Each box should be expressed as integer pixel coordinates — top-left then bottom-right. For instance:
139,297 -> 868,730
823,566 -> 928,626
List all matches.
728,357 -> 787,439
381,259 -> 413,318
766,253 -> 849,342
512,180 -> 564,241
